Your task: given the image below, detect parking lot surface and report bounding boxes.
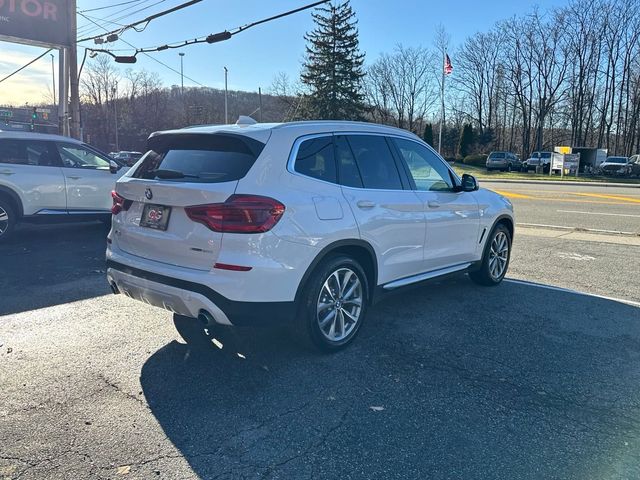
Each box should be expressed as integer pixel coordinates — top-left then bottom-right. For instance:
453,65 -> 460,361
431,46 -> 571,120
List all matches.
1,181 -> 639,480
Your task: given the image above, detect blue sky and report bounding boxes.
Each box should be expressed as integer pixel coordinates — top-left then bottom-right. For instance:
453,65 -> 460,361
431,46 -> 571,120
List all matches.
0,0 -> 567,104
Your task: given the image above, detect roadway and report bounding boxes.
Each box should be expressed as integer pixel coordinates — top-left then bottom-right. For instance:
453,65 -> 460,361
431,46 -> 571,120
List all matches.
482,181 -> 640,234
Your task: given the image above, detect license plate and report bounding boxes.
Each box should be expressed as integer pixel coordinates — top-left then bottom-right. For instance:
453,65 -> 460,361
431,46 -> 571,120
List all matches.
140,204 -> 171,231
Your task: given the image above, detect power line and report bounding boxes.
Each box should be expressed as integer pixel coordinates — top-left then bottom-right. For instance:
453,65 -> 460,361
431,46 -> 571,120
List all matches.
0,48 -> 53,84
89,0 -> 330,57
78,12 -> 205,87
78,0 -> 146,14
77,0 -> 162,36
77,0 -> 198,43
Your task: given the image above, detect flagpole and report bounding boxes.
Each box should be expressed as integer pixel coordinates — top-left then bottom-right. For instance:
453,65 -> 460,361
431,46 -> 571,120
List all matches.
438,51 -> 445,155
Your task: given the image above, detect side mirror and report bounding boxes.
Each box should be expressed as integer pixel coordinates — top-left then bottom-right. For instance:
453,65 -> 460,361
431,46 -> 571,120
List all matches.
109,160 -> 120,174
461,173 -> 479,192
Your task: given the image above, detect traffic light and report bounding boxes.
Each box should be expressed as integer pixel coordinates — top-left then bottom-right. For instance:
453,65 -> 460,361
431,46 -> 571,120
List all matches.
31,107 -> 36,131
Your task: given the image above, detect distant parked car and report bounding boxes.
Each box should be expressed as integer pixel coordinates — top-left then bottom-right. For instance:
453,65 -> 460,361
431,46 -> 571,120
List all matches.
599,156 -> 631,176
524,151 -> 552,172
114,151 -> 144,166
628,154 -> 640,176
0,131 -> 126,242
486,151 -> 522,172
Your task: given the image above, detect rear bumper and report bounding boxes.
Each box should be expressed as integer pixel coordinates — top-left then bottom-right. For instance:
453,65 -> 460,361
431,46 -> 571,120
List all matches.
106,260 -> 296,326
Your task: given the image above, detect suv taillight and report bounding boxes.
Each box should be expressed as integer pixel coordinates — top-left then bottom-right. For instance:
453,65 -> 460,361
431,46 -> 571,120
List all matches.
185,195 -> 285,233
111,191 -> 131,215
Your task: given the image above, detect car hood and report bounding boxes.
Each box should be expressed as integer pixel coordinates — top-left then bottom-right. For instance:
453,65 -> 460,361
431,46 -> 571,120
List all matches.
601,162 -> 627,168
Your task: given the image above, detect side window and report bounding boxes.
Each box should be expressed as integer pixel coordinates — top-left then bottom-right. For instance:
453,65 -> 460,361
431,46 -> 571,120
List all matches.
57,144 -> 110,169
335,135 -> 363,188
345,135 -> 403,190
393,138 -> 453,192
0,140 -> 54,166
294,136 -> 336,184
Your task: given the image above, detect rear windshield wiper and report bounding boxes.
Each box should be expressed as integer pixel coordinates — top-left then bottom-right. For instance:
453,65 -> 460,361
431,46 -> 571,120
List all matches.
151,168 -> 200,179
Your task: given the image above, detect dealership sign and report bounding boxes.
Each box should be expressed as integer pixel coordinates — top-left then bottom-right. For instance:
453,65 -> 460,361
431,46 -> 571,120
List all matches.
0,0 -> 72,47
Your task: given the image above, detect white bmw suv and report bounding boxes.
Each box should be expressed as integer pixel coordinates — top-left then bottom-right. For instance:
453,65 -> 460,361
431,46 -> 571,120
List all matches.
106,120 -> 514,350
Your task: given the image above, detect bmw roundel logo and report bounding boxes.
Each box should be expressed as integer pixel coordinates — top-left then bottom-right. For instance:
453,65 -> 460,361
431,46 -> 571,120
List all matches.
145,188 -> 153,200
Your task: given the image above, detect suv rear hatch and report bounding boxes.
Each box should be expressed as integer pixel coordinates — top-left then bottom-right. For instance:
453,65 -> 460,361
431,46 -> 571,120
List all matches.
113,132 -> 267,271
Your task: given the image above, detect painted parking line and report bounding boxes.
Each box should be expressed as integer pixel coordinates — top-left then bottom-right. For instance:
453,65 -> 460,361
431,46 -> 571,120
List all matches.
556,210 -> 640,218
505,278 -> 640,308
569,192 -> 640,203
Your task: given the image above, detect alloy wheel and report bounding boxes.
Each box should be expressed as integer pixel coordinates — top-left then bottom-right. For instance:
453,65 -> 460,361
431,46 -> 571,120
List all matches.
316,267 -> 363,342
488,232 -> 509,280
0,206 -> 9,237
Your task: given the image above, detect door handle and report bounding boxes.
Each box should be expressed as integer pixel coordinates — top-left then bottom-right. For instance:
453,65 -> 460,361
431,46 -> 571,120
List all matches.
427,201 -> 441,208
356,200 -> 376,209
0,169 -> 14,176
67,176 -> 81,180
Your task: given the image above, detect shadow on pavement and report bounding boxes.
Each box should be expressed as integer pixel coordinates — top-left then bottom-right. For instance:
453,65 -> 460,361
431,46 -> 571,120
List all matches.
0,222 -> 111,315
141,277 -> 640,479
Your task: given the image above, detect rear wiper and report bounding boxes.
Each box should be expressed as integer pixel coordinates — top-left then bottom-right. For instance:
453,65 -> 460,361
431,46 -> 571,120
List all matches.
151,168 -> 199,179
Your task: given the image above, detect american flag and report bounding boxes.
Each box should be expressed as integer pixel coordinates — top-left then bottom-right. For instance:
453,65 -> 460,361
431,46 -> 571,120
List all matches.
444,54 -> 453,75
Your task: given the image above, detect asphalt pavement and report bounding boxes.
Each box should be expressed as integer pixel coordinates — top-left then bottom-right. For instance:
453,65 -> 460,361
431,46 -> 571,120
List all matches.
482,181 -> 640,234
1,181 -> 639,480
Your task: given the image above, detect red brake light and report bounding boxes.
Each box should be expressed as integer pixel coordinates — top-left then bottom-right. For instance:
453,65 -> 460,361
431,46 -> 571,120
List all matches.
111,191 -> 131,215
185,194 -> 285,233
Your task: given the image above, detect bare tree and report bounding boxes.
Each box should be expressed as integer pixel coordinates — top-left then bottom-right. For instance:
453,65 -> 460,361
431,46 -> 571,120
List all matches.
365,44 -> 438,133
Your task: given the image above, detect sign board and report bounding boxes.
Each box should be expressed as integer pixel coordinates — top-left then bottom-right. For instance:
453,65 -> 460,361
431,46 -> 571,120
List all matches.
35,107 -> 51,113
554,146 -> 572,154
550,152 -> 580,177
0,109 -> 12,118
0,0 -> 72,47
551,152 -> 565,171
563,153 -> 580,175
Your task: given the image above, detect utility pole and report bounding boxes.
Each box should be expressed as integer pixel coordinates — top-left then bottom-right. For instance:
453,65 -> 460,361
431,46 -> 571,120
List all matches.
50,54 -> 56,108
224,66 -> 228,124
179,52 -> 185,95
438,51 -> 445,155
58,48 -> 67,136
68,0 -> 81,139
112,82 -> 119,151
258,87 -> 263,122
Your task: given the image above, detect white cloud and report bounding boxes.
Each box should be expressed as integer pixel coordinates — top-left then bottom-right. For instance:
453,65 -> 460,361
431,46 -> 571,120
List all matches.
0,46 -> 56,105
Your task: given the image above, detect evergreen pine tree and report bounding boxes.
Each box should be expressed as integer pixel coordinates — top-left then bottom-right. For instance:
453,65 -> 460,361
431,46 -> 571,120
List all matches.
300,1 -> 365,120
459,123 -> 474,158
423,123 -> 434,147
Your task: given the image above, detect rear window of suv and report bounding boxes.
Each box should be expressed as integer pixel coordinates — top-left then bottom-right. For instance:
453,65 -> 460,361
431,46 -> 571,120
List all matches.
133,133 -> 265,183
489,152 -> 506,159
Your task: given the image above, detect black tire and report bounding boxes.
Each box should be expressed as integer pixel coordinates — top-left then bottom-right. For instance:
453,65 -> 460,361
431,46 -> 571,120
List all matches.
0,198 -> 16,243
469,224 -> 512,286
507,164 -> 512,172
296,255 -> 369,352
